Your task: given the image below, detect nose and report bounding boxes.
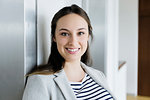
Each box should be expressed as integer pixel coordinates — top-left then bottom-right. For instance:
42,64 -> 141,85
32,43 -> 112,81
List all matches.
68,35 -> 78,46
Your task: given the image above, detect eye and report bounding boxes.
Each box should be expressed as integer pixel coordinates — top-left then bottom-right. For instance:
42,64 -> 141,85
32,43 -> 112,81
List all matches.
61,32 -> 69,36
78,32 -> 85,35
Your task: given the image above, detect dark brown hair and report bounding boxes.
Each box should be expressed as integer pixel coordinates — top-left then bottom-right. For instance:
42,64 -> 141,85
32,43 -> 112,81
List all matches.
29,4 -> 93,75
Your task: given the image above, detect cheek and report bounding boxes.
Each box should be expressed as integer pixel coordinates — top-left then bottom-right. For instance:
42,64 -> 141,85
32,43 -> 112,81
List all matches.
80,36 -> 89,44
80,39 -> 88,50
56,41 -> 64,55
56,38 -> 67,48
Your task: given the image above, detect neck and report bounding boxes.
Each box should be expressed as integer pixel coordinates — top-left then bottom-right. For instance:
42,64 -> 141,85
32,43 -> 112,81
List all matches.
64,60 -> 80,69
63,61 -> 85,82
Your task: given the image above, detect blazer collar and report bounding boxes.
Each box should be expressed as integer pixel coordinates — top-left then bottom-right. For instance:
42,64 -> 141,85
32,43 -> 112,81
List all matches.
81,62 -> 116,99
53,62 -> 112,99
80,62 -> 108,89
53,69 -> 76,100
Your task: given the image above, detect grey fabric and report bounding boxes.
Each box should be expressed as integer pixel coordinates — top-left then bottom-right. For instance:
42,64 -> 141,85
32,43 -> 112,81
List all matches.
22,63 -> 115,100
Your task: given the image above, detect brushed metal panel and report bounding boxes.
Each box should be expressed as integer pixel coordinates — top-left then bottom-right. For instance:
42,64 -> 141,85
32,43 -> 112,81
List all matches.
82,0 -> 106,73
24,0 -> 37,75
0,0 -> 24,100
0,0 -> 37,100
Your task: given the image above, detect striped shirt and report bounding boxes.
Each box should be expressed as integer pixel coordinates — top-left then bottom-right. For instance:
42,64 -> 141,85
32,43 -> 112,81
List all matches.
70,74 -> 114,100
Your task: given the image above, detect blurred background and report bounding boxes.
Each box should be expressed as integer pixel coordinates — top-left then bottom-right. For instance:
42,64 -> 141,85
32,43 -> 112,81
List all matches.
0,0 -> 150,100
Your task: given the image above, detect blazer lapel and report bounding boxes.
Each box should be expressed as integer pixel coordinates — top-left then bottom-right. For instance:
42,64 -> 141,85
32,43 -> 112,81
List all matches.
53,69 -> 76,100
81,62 -> 116,99
81,62 -> 109,90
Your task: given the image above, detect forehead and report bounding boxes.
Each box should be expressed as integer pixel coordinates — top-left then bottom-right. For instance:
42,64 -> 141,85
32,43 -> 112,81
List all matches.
56,14 -> 88,30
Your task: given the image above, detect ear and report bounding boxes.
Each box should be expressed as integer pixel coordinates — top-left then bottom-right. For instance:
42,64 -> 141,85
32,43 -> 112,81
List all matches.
53,37 -> 56,42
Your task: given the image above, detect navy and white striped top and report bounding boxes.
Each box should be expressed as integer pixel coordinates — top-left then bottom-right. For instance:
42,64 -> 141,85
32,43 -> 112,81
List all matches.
70,74 -> 114,100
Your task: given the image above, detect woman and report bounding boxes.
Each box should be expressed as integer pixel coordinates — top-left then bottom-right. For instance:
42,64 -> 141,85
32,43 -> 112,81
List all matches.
23,4 -> 115,100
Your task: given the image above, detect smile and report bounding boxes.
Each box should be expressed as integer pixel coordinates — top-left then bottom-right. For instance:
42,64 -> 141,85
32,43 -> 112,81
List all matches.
66,48 -> 80,54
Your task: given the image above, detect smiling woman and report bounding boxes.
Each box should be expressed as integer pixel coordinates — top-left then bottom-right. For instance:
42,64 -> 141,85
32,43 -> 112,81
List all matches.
54,13 -> 89,63
22,4 -> 115,100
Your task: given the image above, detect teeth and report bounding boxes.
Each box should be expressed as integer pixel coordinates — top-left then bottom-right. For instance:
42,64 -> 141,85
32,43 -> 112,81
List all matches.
67,48 -> 78,52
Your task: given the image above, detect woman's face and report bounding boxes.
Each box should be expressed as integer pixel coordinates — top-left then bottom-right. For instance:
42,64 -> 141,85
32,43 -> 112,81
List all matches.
54,13 -> 89,62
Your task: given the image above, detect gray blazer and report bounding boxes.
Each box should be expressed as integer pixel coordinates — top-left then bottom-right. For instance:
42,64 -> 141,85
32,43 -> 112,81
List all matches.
22,63 -> 115,100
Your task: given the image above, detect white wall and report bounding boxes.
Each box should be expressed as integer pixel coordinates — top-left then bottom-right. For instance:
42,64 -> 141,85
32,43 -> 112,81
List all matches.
119,0 -> 138,95
105,0 -> 119,96
116,64 -> 127,100
65,0 -> 82,7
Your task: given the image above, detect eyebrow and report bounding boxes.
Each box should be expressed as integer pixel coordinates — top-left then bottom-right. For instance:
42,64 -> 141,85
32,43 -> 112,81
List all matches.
59,28 -> 86,32
78,28 -> 86,30
59,28 -> 69,32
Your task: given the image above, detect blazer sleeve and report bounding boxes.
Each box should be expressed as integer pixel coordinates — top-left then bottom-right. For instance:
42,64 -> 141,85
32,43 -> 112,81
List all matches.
22,75 -> 49,100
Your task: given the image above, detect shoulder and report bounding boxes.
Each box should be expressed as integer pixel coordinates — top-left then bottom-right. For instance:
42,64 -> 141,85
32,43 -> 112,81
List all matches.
28,74 -> 55,80
81,62 -> 106,78
26,74 -> 55,86
23,74 -> 55,100
86,65 -> 103,73
24,74 -> 57,92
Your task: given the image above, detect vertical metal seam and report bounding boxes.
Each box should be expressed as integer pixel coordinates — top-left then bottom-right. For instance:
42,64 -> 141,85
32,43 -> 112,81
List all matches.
35,0 -> 38,66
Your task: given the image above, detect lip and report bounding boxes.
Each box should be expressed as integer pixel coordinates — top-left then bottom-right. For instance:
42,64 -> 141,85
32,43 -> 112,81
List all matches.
65,48 -> 80,54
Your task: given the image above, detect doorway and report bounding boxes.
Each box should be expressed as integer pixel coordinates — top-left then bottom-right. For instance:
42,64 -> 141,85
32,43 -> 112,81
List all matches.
138,0 -> 150,97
